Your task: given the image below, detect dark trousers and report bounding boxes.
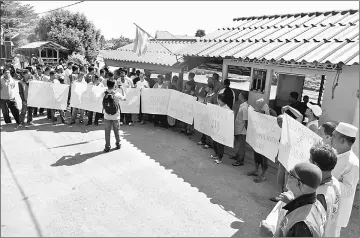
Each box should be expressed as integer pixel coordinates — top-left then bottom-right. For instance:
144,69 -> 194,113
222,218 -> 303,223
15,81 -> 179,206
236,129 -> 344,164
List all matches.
33,108 -> 45,116
254,151 -> 268,171
88,111 -> 101,124
120,113 -> 132,124
153,114 -> 168,128
104,119 -> 120,148
51,109 -> 65,122
46,109 -> 52,119
213,141 -> 225,160
235,134 -> 247,163
20,104 -> 33,124
0,98 -> 20,124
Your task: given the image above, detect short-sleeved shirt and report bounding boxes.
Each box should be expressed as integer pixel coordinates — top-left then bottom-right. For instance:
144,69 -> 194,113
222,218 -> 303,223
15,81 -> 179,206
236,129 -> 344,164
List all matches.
102,89 -> 126,120
235,102 -> 248,135
136,80 -> 149,89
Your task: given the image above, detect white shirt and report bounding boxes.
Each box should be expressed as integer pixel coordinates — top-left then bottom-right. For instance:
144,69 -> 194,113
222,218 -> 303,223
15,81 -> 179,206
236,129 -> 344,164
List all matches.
116,77 -> 134,89
102,89 -> 126,120
332,150 -> 359,227
64,69 -> 72,85
235,102 -> 248,135
136,80 -> 149,89
317,176 -> 341,237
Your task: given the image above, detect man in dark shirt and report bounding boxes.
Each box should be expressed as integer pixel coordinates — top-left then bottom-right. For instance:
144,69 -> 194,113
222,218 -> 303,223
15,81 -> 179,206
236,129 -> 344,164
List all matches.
285,91 -> 307,120
260,163 -> 326,237
133,70 -> 141,85
219,78 -> 235,109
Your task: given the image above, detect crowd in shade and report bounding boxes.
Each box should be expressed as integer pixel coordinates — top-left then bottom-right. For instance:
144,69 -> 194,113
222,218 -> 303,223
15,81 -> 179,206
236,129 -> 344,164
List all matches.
0,56 -> 359,237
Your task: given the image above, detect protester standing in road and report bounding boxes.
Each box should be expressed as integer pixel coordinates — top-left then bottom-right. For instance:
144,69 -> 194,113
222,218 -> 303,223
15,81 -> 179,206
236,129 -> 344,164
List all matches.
102,79 -> 126,152
0,69 -> 20,125
231,92 -> 248,166
309,143 -> 341,237
135,72 -> 149,125
330,122 -> 359,236
218,78 -> 235,109
117,69 -> 134,126
18,69 -> 34,128
153,75 -> 169,128
51,75 -> 66,125
87,75 -> 104,126
260,162 -> 326,237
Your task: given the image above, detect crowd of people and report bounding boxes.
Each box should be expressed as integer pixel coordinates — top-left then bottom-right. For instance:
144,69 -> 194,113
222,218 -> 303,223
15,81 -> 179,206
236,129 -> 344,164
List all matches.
1,59 -> 359,237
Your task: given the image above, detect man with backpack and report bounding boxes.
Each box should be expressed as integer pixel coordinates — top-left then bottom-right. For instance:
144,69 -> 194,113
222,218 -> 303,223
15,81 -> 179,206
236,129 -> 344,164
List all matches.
102,78 -> 126,152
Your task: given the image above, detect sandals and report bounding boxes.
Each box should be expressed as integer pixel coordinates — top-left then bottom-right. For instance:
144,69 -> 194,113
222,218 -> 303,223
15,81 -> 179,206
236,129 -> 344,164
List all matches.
254,176 -> 266,183
203,145 -> 210,149
247,171 -> 258,176
232,162 -> 244,166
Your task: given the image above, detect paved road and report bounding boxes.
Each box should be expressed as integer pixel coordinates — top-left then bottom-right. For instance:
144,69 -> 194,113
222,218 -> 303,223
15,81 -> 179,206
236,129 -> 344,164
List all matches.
1,117 -> 359,237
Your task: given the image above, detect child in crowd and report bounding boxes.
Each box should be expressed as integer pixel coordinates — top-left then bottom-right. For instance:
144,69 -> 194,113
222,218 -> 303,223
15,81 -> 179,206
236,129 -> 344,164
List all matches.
211,93 -> 231,164
181,81 -> 196,134
198,84 -> 217,149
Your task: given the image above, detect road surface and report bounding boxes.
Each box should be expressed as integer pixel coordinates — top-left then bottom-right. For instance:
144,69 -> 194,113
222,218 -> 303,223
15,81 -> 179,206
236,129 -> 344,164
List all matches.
1,117 -> 359,237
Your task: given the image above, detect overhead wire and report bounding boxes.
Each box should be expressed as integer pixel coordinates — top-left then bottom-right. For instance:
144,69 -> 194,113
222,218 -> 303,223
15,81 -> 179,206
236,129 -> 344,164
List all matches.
28,1 -> 85,17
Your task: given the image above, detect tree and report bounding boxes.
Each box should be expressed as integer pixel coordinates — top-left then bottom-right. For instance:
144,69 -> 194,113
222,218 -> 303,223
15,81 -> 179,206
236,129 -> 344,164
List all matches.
0,0 -> 39,47
104,36 -> 133,50
35,10 -> 104,62
195,29 -> 206,37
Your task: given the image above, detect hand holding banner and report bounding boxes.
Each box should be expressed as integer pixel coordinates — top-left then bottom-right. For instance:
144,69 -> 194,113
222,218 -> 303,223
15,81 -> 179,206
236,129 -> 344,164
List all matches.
141,89 -> 171,115
119,88 -> 141,113
28,81 -> 69,110
278,114 -> 322,171
70,82 -> 106,113
167,90 -> 196,124
193,101 -> 211,135
246,108 -> 281,162
207,104 -> 234,148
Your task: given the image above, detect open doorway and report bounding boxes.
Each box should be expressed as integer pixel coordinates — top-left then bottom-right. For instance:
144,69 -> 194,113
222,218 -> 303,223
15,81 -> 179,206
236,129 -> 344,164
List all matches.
270,72 -> 325,115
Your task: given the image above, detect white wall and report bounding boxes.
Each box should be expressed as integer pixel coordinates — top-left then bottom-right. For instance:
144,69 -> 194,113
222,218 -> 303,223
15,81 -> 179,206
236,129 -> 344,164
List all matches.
320,65 -> 359,124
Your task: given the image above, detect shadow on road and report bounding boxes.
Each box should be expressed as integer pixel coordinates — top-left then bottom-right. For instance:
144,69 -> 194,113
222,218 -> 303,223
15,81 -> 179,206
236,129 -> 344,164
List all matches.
51,151 -> 104,166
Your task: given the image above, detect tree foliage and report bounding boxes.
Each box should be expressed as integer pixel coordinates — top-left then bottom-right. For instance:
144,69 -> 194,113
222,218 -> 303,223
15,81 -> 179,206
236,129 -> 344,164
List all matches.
195,29 -> 206,37
35,10 -> 104,61
0,0 -> 39,47
103,36 -> 133,50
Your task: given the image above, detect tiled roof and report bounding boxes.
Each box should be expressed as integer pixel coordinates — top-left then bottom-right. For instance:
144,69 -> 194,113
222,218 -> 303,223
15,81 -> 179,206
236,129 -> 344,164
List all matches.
176,9 -> 359,67
18,41 -> 68,51
101,40 -> 193,66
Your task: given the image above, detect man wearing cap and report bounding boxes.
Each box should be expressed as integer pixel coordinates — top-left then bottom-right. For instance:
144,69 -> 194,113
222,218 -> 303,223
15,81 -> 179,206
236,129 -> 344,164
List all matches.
310,143 -> 341,237
260,162 -> 326,237
330,122 -> 359,236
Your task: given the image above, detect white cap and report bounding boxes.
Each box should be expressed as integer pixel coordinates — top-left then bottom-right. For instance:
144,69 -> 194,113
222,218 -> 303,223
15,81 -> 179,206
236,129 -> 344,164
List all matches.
307,103 -> 322,117
335,122 -> 358,138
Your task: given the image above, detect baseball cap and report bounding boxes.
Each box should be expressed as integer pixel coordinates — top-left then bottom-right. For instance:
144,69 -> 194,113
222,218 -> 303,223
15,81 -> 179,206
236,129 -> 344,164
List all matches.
293,162 -> 322,189
307,103 -> 322,117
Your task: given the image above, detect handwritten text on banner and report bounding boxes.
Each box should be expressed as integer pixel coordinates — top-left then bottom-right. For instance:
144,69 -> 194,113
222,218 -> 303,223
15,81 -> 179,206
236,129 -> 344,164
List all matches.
246,108 -> 281,162
207,104 -> 235,148
167,90 -> 196,124
278,114 -> 322,171
70,82 -> 106,113
141,89 -> 171,115
28,81 -> 69,110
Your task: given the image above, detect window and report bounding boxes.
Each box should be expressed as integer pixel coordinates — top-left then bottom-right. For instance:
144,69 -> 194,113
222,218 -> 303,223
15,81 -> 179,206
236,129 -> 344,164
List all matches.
251,68 -> 267,94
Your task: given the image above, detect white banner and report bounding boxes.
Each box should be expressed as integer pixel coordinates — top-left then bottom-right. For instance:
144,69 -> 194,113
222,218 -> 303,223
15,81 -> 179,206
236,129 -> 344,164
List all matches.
141,89 -> 171,115
278,114 -> 322,171
246,108 -> 281,162
70,82 -> 106,113
167,90 -> 196,124
207,104 -> 235,148
27,81 -> 69,110
119,88 -> 141,113
193,101 -> 212,135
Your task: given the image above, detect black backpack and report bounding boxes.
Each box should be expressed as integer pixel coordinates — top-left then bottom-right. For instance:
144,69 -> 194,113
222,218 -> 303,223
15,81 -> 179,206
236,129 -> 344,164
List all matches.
102,91 -> 119,115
